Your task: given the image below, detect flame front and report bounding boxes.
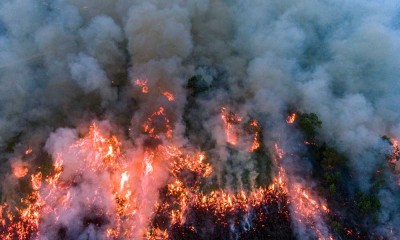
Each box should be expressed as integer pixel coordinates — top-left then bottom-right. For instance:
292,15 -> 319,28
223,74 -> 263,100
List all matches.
1,106 -> 331,239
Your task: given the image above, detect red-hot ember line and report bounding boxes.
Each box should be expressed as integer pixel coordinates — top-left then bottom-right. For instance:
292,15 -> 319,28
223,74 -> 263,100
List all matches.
149,166 -> 290,239
162,91 -> 175,101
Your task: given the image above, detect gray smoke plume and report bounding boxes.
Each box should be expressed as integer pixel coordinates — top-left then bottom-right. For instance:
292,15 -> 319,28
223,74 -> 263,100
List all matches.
1,0 -> 400,238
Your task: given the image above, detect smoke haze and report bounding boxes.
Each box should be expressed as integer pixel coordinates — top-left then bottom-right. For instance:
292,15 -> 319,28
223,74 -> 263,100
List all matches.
1,0 -> 400,238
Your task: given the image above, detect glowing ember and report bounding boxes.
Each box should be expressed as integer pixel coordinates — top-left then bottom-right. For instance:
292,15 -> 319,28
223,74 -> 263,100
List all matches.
274,143 -> 284,159
304,141 -> 317,146
134,79 -> 149,93
25,148 -> 33,155
13,165 -> 28,178
162,91 -> 175,101
286,113 -> 296,124
143,107 -> 173,138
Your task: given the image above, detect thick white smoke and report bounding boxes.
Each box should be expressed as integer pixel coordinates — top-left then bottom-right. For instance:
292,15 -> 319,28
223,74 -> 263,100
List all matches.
1,0 -> 400,238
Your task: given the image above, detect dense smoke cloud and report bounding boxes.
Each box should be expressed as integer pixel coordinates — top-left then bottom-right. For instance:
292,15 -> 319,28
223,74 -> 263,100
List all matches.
1,0 -> 400,238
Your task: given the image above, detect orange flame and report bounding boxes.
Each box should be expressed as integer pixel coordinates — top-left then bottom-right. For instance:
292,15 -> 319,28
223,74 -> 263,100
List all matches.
31,172 -> 42,191
286,113 -> 296,124
248,120 -> 261,152
1,109 -> 333,239
143,107 -> 172,138
221,107 -> 242,145
13,165 -> 28,178
274,143 -> 332,239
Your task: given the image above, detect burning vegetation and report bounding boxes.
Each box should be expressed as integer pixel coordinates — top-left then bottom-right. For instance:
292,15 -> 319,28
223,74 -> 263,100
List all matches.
1,1 -> 400,239
1,75 -> 396,239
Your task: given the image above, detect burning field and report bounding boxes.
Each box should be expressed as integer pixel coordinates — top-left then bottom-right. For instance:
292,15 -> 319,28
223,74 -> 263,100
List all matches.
1,0 -> 400,239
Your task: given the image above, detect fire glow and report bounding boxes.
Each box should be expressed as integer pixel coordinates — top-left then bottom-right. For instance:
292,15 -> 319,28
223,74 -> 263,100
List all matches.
0,106 -> 332,239
273,144 -> 332,240
13,164 -> 29,179
221,107 -> 242,145
134,79 -> 149,93
286,113 -> 296,124
162,91 -> 175,101
387,137 -> 400,185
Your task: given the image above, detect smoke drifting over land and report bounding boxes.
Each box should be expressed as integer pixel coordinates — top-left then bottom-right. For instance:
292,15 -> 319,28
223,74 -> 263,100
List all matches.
1,0 -> 400,239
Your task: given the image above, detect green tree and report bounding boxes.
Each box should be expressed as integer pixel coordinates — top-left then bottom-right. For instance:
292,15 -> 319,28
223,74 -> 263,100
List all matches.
355,192 -> 381,216
298,113 -> 322,142
322,171 -> 341,185
328,184 -> 336,196
322,147 -> 344,170
330,221 -> 342,233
